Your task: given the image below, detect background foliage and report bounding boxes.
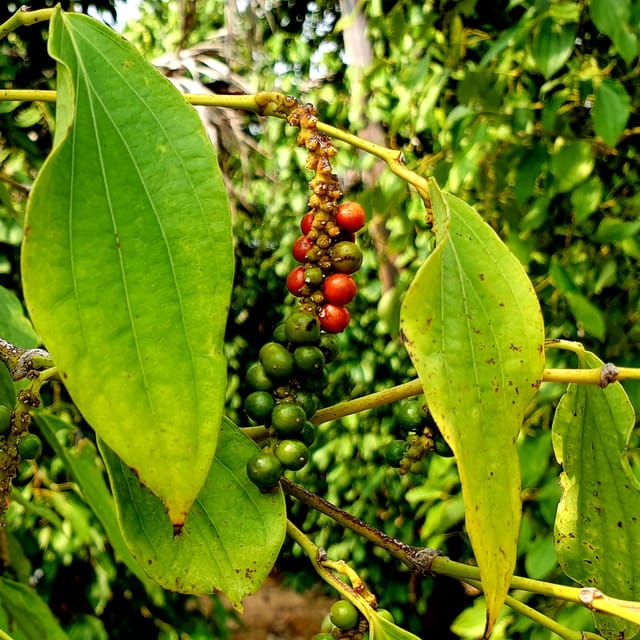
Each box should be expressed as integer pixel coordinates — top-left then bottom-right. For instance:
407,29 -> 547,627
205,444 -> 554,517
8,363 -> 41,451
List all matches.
1,0 -> 639,638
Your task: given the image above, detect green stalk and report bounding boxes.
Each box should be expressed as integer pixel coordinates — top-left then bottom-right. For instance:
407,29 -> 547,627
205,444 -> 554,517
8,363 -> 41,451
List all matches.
0,8 -> 55,40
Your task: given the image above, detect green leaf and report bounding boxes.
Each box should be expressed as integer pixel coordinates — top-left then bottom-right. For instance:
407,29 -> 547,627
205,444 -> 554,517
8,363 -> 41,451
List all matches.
366,609 -> 421,640
400,179 -> 545,637
552,349 -> 640,639
590,0 -> 638,65
0,577 -> 68,640
33,412 -> 160,599
571,178 -> 603,223
98,418 -> 286,607
565,293 -> 606,341
21,9 -> 234,525
549,140 -> 594,193
592,80 -> 631,147
531,17 -> 576,78
0,285 -> 40,349
594,218 -> 640,244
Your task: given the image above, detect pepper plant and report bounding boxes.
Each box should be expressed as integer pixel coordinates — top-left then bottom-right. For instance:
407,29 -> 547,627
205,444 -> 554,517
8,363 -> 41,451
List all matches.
0,5 -> 639,640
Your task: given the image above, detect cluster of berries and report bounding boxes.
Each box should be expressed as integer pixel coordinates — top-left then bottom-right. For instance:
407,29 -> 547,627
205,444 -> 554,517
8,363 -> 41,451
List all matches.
287,200 -> 365,334
0,404 -> 42,460
383,398 -> 453,475
244,311 -> 339,490
244,100 -> 367,491
313,599 -> 395,639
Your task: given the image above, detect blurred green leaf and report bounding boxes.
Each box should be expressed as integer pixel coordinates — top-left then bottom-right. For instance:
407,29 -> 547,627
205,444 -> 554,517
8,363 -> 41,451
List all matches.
400,179 -> 545,636
549,140 -> 594,193
21,9 -> 234,525
571,178 -> 603,222
0,577 -> 68,640
524,535 -> 557,580
593,80 -> 631,147
590,0 -> 638,64
531,18 -> 576,79
552,349 -> 640,639
514,143 -> 548,206
565,293 -> 606,341
594,218 -> 640,244
99,418 -> 286,607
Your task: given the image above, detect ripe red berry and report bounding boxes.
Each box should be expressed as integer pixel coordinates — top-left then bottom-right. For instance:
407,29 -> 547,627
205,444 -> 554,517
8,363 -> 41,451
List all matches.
292,236 -> 314,262
318,304 -> 351,333
322,273 -> 357,305
336,201 -> 366,233
286,266 -> 306,296
301,212 -> 315,235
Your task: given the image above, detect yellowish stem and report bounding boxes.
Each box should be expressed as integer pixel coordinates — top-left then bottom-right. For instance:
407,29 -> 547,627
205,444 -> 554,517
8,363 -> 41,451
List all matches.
0,8 -> 55,40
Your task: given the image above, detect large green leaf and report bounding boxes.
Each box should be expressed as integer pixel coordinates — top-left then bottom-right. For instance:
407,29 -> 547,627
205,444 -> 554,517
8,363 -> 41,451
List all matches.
33,412 -> 160,599
552,349 -> 640,639
400,179 -> 545,636
0,577 -> 68,640
98,417 -> 286,607
21,9 -> 234,525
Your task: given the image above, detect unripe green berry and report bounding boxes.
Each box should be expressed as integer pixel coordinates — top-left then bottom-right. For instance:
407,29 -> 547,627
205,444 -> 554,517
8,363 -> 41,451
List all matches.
294,390 -> 318,417
275,439 -> 309,471
293,345 -> 325,373
396,400 -> 424,432
0,405 -> 12,435
246,452 -> 282,489
300,368 -> 329,393
434,431 -> 454,457
271,402 -> 307,436
259,342 -> 294,379
384,440 -> 407,467
300,420 -> 317,446
18,434 -> 42,460
244,391 -> 276,422
313,634 -> 334,640
304,267 -> 324,286
376,608 -> 395,623
329,599 -> 359,630
246,363 -> 274,391
285,311 -> 321,344
319,333 -> 340,363
331,241 -> 363,274
272,323 -> 288,344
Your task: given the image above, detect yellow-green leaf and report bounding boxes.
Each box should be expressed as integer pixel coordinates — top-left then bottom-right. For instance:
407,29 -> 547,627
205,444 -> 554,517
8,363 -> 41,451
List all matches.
400,179 -> 545,636
21,9 -> 234,525
552,349 -> 640,639
98,418 -> 286,606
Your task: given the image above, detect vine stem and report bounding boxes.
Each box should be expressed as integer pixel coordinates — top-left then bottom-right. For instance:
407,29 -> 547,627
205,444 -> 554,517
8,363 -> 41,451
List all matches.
462,578 -> 604,640
0,8 -> 54,40
285,519 -> 377,612
311,362 -> 637,425
282,478 -> 640,629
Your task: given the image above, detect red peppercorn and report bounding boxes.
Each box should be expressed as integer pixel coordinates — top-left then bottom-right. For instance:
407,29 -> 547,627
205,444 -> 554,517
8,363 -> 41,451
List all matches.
336,202 -> 366,233
286,266 -> 306,296
318,304 -> 351,333
292,236 -> 315,262
322,273 -> 357,305
301,212 -> 315,235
